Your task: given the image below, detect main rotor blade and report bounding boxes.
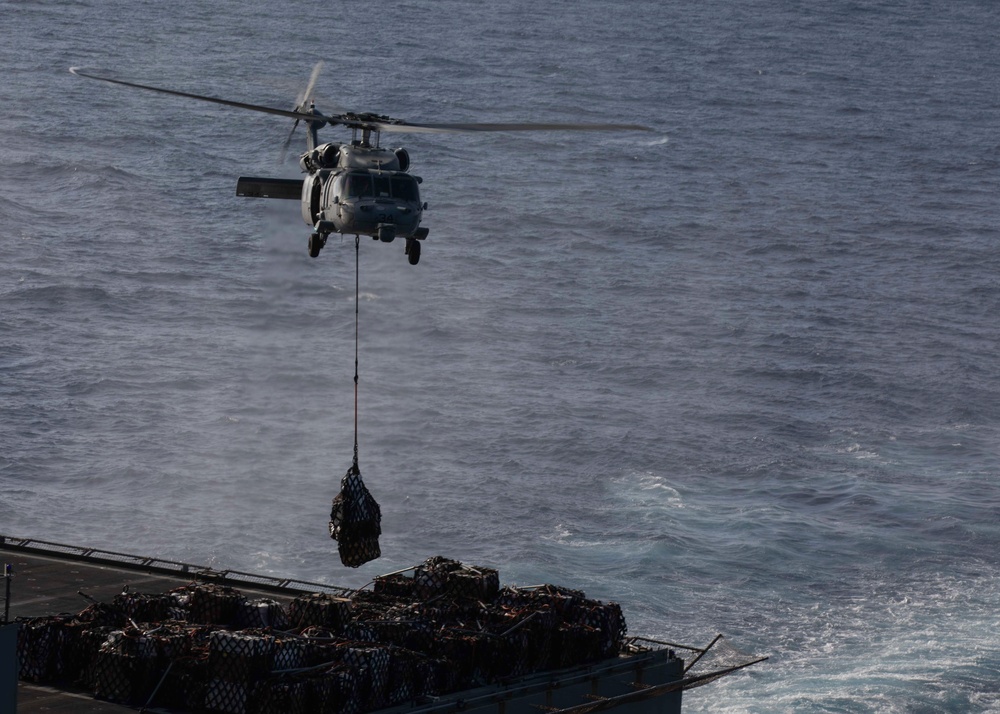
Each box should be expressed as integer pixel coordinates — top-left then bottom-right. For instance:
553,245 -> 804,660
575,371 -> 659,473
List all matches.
70,67 -> 322,123
70,67 -> 652,135
297,61 -> 324,109
369,120 -> 654,134
282,119 -> 301,150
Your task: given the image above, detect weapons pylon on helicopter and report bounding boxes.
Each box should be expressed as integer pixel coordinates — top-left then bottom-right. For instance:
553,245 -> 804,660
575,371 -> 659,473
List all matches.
70,65 -> 652,264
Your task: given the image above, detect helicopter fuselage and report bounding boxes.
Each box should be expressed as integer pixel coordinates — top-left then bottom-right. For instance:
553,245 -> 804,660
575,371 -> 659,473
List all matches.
300,142 -> 426,242
237,140 -> 429,262
306,167 -> 424,240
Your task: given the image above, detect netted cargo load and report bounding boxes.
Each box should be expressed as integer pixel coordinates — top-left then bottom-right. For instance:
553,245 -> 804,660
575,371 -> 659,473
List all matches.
209,630 -> 275,682
289,592 -> 351,632
295,625 -> 346,670
185,583 -> 247,626
113,589 -> 175,622
157,653 -> 211,711
498,609 -> 558,673
77,601 -> 127,627
414,556 -> 499,600
575,600 -> 627,657
432,631 -> 480,685
384,646 -> 422,704
16,615 -> 71,682
372,572 -> 418,598
206,676 -> 252,714
298,624 -> 342,641
415,655 -> 459,698
90,652 -> 161,704
553,622 -> 603,668
271,634 -> 310,671
361,618 -> 434,653
66,622 -> 116,685
204,630 -> 281,713
342,645 -> 392,711
329,465 -> 381,568
248,675 -> 311,714
347,590 -> 412,624
237,598 -> 290,630
486,627 -> 532,679
301,665 -> 359,714
496,584 -> 586,615
16,616 -> 118,686
410,597 -> 491,632
496,584 -> 628,660
88,628 -> 165,704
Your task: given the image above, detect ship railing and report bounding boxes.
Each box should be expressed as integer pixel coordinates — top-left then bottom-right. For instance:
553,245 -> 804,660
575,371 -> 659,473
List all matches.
0,534 -> 354,598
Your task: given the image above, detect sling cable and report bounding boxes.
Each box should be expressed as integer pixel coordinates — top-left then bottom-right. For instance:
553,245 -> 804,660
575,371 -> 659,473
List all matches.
328,235 -> 382,567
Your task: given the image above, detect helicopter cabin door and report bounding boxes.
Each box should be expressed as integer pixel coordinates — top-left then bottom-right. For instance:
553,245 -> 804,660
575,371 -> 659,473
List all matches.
301,172 -> 325,226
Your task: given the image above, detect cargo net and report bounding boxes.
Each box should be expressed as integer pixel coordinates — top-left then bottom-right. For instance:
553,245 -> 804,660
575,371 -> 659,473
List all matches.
329,465 -> 381,568
15,557 -> 634,714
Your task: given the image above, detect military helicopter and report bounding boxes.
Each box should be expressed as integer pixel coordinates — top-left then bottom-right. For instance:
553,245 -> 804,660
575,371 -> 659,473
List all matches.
70,65 -> 651,264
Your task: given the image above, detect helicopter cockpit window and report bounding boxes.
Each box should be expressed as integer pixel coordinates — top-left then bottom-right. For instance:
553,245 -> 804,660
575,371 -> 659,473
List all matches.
373,175 -> 392,198
391,176 -> 419,202
346,174 -> 372,198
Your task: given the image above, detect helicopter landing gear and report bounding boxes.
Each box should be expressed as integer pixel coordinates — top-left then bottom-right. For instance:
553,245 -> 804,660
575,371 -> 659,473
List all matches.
309,221 -> 335,258
308,232 -> 327,258
405,237 -> 421,265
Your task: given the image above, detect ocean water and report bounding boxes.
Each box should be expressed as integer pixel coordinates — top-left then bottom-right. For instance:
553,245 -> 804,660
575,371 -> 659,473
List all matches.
2,0 -> 1000,711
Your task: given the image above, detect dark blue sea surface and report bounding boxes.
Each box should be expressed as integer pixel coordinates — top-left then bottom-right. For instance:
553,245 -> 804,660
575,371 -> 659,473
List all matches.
2,1 -> 999,711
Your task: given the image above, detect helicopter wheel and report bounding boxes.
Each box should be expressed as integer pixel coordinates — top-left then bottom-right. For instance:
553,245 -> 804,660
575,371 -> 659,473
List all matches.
308,233 -> 325,258
406,238 -> 421,265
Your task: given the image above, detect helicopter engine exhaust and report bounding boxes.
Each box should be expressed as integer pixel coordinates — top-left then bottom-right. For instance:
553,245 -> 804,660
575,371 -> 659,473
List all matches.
300,143 -> 341,172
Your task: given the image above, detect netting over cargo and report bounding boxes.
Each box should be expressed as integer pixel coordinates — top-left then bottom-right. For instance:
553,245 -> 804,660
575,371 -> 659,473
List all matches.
15,556 -> 640,713
329,465 -> 381,567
